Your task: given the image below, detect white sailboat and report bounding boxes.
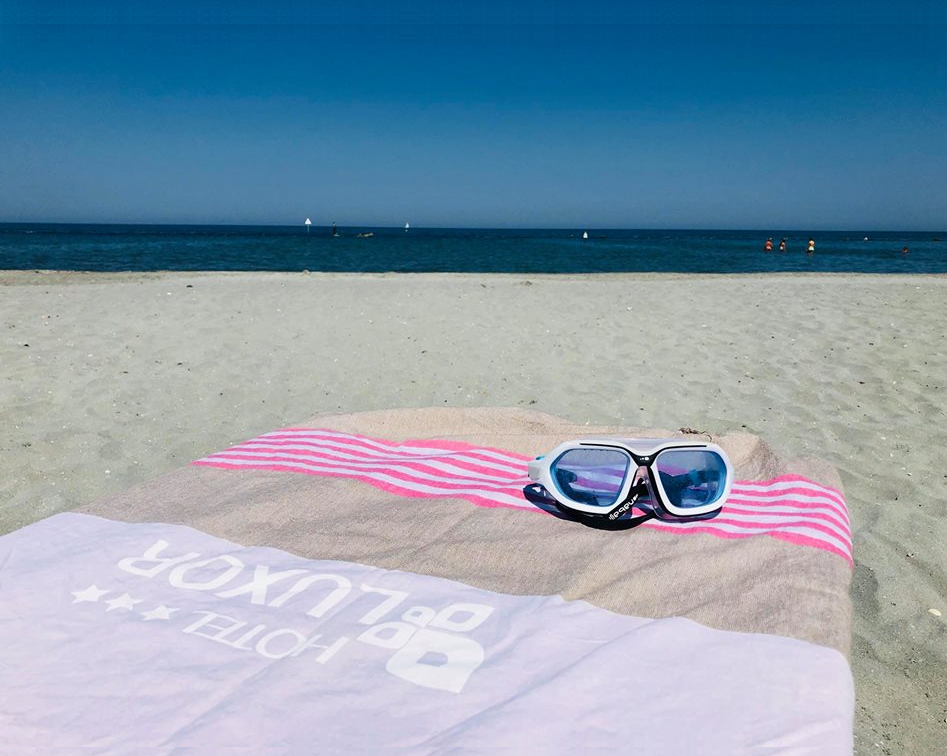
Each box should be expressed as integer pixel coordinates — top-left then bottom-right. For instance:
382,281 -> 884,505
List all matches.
304,218 -> 312,234
582,231 -> 589,240
405,222 -> 410,232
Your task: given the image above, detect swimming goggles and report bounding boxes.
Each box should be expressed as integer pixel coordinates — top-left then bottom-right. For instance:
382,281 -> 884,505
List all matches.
527,438 -> 733,522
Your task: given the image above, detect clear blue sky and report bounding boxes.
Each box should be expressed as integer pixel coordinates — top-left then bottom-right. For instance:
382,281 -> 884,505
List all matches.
1,1 -> 945,229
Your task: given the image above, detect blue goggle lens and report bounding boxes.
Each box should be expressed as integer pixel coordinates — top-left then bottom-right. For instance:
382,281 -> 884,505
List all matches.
550,448 -> 629,508
654,450 -> 728,509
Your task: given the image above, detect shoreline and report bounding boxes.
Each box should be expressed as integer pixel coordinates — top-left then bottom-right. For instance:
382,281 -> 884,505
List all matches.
2,270 -> 945,753
4,268 -> 947,285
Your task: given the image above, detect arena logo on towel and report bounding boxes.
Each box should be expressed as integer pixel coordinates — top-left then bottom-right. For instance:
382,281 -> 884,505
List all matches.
72,539 -> 494,694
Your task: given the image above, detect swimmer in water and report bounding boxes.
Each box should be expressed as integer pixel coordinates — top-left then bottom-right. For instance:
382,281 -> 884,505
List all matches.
807,238 -> 815,255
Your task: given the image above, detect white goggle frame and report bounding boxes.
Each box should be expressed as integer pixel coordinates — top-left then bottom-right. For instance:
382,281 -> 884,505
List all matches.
527,438 -> 734,519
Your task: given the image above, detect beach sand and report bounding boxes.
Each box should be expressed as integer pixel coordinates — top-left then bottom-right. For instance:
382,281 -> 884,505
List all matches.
1,270 -> 944,753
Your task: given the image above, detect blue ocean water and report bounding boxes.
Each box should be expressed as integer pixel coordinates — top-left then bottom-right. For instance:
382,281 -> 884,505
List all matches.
1,224 -> 945,274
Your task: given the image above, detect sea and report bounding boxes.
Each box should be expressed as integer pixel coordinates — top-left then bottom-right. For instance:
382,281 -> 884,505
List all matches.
1,224 -> 945,275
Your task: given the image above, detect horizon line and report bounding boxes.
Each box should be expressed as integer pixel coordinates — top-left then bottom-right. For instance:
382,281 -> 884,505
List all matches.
1,221 -> 945,235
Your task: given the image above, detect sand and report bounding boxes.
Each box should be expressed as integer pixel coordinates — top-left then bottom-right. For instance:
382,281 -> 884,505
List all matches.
1,270 -> 945,753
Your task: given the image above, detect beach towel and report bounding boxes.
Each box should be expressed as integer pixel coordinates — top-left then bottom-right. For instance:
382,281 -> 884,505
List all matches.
0,408 -> 854,753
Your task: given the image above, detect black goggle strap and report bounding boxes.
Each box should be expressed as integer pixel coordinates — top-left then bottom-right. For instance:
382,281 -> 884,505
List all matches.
529,474 -> 657,530
605,478 -> 657,528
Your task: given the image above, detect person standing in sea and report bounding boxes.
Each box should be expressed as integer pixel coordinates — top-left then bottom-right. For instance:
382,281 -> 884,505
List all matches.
778,238 -> 787,252
807,238 -> 815,255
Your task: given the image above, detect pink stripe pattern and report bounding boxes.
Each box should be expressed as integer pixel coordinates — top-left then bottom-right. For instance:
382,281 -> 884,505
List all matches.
194,429 -> 853,564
